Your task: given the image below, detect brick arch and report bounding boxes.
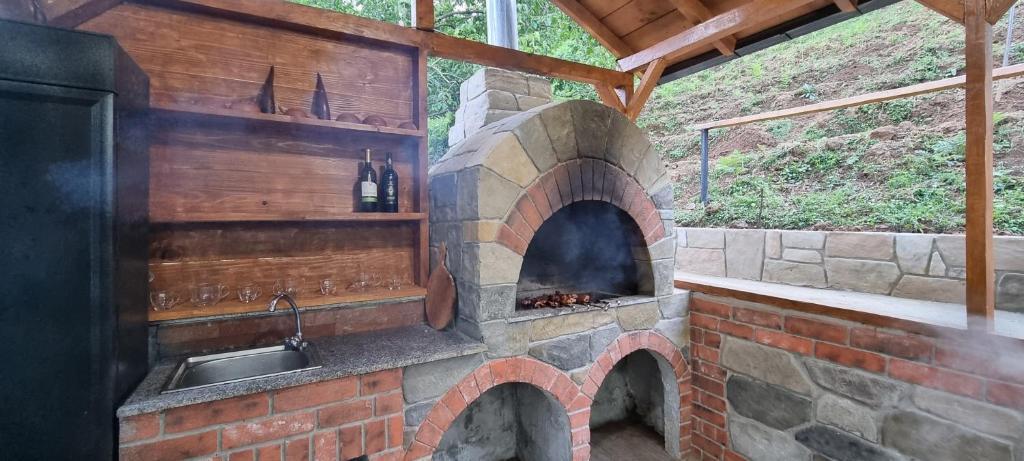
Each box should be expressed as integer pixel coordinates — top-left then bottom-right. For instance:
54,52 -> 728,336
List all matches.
582,330 -> 693,458
496,159 -> 666,256
403,356 -> 589,461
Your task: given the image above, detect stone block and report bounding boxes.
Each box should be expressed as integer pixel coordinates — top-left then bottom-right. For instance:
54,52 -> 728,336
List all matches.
804,359 -> 907,408
651,184 -> 673,210
430,173 -> 458,210
684,228 -> 725,248
826,232 -> 894,260
727,375 -> 812,430
516,94 -> 549,111
570,100 -> 612,159
996,238 -> 1024,271
912,387 -> 1024,440
476,243 -> 523,285
766,230 -> 782,258
816,394 -> 880,442
720,337 -> 813,395
882,411 -> 1012,461
616,302 -> 661,330
676,247 -> 726,277
783,248 -> 823,263
730,416 -> 811,461
896,234 -> 933,275
935,235 -> 965,267
459,166 -> 523,220
998,273 -> 1024,311
607,111 -> 652,174
527,75 -> 552,99
891,275 -> 965,304
796,425 -> 900,461
825,259 -> 900,294
480,320 -> 530,358
644,237 -> 676,261
482,108 -> 520,126
457,281 -> 515,322
655,318 -> 688,349
929,250 -> 947,276
539,102 -> 578,162
529,310 -> 615,342
633,146 -> 663,190
512,114 -> 557,173
763,260 -> 827,288
403,353 -> 485,403
781,231 -> 825,249
448,120 -> 466,147
404,400 -> 435,427
659,289 -> 690,319
461,220 -> 501,243
529,333 -> 592,371
463,68 -> 529,101
651,258 -> 675,296
478,133 -> 539,188
590,323 -> 623,359
726,230 -> 766,280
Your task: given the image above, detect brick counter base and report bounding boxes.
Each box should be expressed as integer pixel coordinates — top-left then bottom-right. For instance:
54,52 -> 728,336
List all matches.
688,294 -> 1024,461
119,369 -> 404,461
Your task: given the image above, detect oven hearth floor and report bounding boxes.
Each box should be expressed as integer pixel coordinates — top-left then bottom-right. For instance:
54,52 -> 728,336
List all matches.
591,421 -> 675,461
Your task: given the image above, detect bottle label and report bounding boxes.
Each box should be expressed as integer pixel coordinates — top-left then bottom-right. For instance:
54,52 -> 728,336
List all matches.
361,181 -> 378,202
385,183 -> 396,202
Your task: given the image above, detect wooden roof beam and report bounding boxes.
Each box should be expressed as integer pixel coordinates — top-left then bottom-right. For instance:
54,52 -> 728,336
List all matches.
625,58 -> 666,120
987,0 -> 1017,23
412,0 -> 434,31
550,0 -> 634,57
666,0 -> 737,55
915,0 -> 965,23
833,0 -> 859,12
617,0 -> 817,72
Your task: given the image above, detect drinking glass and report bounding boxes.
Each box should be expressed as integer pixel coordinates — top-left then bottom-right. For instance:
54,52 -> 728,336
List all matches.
274,278 -> 303,298
191,282 -> 229,307
349,271 -> 370,292
150,290 -> 181,311
237,282 -> 262,303
319,279 -> 338,296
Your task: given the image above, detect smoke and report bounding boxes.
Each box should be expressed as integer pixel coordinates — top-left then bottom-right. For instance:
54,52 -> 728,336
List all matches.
517,200 -> 649,298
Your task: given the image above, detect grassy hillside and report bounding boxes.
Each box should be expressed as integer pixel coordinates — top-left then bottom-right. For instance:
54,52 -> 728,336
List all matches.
638,1 -> 1024,234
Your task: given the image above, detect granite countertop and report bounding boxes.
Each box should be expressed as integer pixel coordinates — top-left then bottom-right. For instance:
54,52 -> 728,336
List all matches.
118,324 -> 487,417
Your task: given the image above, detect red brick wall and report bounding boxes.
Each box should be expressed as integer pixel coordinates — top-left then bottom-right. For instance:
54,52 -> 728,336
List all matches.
688,294 -> 1024,461
119,369 -> 405,461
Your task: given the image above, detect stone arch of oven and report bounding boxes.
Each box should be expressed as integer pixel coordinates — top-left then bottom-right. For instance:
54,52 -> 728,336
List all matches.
582,330 -> 693,458
403,356 -> 589,461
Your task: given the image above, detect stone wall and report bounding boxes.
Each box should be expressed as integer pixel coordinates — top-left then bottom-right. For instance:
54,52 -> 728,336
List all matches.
688,293 -> 1024,461
676,228 -> 1024,311
447,67 -> 552,147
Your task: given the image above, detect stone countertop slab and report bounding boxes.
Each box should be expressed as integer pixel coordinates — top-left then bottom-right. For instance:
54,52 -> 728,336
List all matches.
118,324 -> 487,417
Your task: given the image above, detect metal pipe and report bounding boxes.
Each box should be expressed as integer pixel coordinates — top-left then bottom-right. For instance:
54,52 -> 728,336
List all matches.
700,128 -> 710,206
486,0 -> 518,49
1005,4 -> 1018,67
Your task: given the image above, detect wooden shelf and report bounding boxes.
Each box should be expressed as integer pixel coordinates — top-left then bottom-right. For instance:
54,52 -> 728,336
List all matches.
149,286 -> 427,322
152,104 -> 427,139
153,212 -> 427,224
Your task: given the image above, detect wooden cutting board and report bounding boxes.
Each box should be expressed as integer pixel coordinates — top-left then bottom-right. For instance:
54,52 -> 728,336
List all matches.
426,242 -> 456,330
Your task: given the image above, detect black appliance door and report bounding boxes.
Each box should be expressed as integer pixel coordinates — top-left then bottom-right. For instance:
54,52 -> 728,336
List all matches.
0,79 -> 116,460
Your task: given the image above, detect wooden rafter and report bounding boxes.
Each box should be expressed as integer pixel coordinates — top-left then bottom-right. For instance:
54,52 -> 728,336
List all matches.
412,0 -> 434,31
625,58 -> 667,120
964,0 -> 995,330
833,0 -> 859,12
596,84 -> 627,113
915,0 -> 966,23
617,0 -> 817,72
43,0 -> 123,28
666,0 -> 737,55
550,0 -> 634,57
987,0 -> 1018,23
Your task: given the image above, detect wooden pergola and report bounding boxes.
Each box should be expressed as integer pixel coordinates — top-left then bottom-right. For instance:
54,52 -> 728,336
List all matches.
16,0 -> 1015,332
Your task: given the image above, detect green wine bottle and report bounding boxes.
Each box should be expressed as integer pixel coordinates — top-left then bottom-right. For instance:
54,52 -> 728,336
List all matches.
358,149 -> 378,212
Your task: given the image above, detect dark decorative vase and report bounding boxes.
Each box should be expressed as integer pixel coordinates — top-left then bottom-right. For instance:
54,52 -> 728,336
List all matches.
311,72 -> 331,120
257,66 -> 276,114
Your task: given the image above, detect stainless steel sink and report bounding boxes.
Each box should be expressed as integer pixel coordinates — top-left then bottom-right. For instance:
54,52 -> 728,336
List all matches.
162,344 -> 323,393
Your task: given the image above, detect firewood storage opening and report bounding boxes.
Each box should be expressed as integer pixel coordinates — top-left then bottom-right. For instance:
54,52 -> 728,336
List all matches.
516,201 -> 653,311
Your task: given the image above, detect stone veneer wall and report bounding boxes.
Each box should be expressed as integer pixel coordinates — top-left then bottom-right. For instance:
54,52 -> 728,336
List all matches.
676,228 -> 1024,311
688,294 -> 1024,461
447,68 -> 552,147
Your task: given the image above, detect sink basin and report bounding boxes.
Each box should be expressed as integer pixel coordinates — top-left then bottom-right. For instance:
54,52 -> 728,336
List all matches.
162,344 -> 323,393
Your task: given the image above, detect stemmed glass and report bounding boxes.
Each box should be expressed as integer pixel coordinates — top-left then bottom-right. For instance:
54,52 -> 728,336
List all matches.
237,282 -> 262,303
150,290 -> 181,311
274,278 -> 303,298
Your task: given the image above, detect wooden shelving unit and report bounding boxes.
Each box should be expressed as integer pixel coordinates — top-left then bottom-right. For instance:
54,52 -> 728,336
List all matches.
81,4 -> 432,323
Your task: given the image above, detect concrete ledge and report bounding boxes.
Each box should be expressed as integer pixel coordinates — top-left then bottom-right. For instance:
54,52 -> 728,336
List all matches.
675,272 -> 1024,341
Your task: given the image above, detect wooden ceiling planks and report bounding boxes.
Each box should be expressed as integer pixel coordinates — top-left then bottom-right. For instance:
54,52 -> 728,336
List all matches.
550,0 -> 635,57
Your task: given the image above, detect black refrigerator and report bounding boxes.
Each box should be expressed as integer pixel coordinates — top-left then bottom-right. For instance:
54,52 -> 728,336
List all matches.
0,20 -> 150,460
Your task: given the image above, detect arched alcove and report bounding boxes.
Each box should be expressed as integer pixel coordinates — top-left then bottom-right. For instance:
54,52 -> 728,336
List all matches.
433,382 -> 572,461
516,200 -> 653,304
590,350 -> 681,460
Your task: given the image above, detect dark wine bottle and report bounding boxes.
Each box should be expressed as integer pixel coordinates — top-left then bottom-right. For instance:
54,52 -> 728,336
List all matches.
358,149 -> 378,212
380,152 -> 399,213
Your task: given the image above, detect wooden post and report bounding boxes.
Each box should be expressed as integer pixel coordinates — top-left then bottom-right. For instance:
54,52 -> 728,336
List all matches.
964,0 -> 995,330
486,0 -> 518,49
412,0 -> 434,31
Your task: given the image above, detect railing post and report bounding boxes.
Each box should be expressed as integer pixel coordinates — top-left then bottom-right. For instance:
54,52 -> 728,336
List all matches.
700,128 -> 710,206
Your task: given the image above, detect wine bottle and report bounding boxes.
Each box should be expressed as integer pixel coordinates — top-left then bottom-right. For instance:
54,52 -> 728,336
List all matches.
380,152 -> 399,213
358,149 -> 378,212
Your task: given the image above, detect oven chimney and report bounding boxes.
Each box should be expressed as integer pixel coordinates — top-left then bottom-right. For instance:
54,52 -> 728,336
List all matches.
447,67 -> 552,147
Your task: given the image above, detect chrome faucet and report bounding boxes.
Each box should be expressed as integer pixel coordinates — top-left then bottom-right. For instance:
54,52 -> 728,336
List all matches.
269,293 -> 305,350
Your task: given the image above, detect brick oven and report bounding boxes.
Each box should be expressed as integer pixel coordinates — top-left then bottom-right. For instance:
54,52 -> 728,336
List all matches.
415,68 -> 691,460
